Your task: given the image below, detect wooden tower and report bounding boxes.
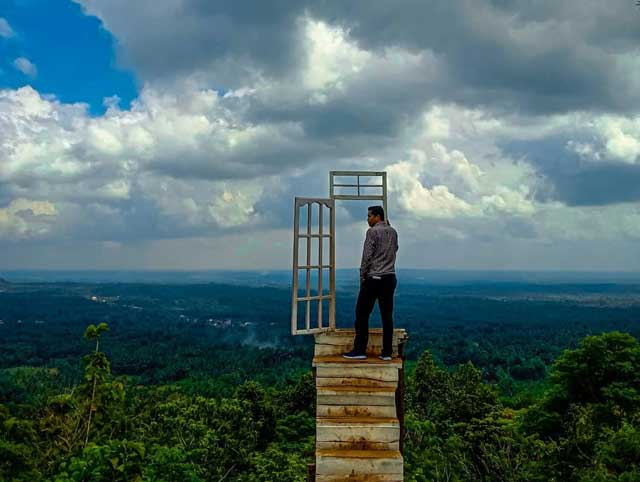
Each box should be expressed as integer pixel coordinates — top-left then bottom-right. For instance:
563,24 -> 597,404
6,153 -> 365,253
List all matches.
292,172 -> 407,481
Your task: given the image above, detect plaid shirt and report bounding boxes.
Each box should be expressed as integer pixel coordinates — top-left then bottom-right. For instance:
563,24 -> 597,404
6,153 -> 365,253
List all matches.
360,220 -> 398,281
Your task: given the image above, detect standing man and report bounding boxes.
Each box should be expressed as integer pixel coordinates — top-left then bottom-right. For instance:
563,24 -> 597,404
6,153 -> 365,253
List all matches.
343,206 -> 398,361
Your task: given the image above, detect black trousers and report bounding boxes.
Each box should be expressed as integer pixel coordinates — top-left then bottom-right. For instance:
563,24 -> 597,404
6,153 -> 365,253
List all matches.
353,274 -> 397,356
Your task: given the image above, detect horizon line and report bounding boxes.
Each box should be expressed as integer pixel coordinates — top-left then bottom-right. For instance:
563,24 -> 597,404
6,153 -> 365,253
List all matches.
2,268 -> 640,274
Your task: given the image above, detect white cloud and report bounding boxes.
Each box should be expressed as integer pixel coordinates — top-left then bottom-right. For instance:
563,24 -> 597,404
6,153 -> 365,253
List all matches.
386,142 -> 535,219
0,198 -> 57,240
2,81 -> 634,253
387,144 -> 476,218
302,18 -> 371,97
2,7 -> 640,269
481,186 -> 535,216
594,116 -> 640,164
0,17 -> 13,38
563,115 -> 640,165
388,159 -> 473,218
423,107 -> 451,140
0,85 -> 300,185
564,115 -> 640,165
557,113 -> 640,165
382,105 -> 540,222
535,202 -> 640,242
208,188 -> 259,227
0,85 -> 305,240
383,104 -> 640,247
13,57 -> 37,78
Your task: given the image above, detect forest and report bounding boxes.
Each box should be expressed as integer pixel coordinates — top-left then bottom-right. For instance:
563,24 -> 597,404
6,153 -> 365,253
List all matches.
1,277 -> 640,481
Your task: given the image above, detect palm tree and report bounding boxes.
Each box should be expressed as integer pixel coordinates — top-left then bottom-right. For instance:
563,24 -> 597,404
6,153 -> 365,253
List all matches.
83,322 -> 109,447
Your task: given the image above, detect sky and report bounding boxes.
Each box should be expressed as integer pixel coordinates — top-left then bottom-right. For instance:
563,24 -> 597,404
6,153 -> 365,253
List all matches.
1,0 -> 640,271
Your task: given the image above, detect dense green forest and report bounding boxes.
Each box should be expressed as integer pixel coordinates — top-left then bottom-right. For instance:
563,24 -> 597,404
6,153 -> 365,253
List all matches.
1,279 -> 640,480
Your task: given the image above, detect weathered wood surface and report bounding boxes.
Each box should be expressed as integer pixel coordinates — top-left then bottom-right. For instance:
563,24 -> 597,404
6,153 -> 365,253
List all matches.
315,329 -> 407,357
318,395 -> 395,407
313,356 -> 403,366
318,386 -> 397,394
318,385 -> 396,407
314,345 -> 400,357
316,440 -> 400,451
317,418 -> 400,451
316,476 -> 402,482
317,404 -> 397,419
316,377 -> 397,388
316,449 -> 403,475
312,330 -> 406,481
316,366 -> 399,382
315,329 -> 407,343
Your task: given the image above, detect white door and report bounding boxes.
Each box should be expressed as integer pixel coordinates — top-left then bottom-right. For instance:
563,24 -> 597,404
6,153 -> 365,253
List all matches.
291,197 -> 336,335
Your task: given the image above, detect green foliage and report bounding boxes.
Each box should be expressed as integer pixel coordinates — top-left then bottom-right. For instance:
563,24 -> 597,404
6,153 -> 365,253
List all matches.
409,351 -> 498,429
275,371 -> 316,417
552,332 -> 640,412
518,332 -> 640,480
0,321 -> 316,481
459,412 -> 553,481
274,413 -> 315,452
55,440 -> 145,482
83,323 -> 109,342
0,366 -> 61,407
0,404 -> 42,481
148,395 -> 261,479
406,333 -> 640,481
2,297 -> 640,482
404,414 -> 472,481
3,280 -> 639,389
405,352 -> 550,481
143,446 -> 202,482
239,446 -> 308,482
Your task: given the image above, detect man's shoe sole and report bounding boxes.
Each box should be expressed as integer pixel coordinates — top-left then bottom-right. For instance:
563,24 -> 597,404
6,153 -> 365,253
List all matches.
342,354 -> 367,359
378,356 -> 392,361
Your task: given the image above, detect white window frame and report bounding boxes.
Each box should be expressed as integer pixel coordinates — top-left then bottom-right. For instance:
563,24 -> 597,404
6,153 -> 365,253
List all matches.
291,198 -> 336,335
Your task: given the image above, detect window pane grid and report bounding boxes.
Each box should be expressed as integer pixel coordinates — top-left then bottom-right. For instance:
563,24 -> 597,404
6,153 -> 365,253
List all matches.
291,198 -> 335,335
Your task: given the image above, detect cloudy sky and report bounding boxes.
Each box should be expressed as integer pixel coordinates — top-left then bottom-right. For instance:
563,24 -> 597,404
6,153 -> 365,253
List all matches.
1,0 -> 639,271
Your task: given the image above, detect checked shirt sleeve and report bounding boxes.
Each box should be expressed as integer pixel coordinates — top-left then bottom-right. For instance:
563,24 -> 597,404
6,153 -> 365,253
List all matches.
360,228 -> 377,281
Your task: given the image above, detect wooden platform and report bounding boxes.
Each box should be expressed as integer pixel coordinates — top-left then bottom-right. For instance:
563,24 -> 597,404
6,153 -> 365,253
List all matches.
312,329 -> 407,481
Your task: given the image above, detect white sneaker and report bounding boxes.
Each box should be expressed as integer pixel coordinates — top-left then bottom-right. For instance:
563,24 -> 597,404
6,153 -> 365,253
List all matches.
378,354 -> 392,361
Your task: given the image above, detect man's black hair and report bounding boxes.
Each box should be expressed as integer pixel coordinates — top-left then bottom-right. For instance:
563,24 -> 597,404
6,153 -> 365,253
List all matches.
368,205 -> 385,220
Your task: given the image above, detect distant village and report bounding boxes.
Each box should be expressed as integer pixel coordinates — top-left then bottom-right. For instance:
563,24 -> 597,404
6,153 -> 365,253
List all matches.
87,293 -> 256,329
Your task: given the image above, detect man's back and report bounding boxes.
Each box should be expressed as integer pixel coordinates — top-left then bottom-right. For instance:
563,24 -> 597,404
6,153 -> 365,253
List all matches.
360,221 -> 398,279
344,208 -> 399,361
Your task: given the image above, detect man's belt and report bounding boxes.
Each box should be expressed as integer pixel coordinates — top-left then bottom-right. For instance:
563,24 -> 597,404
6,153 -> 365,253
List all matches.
368,273 -> 395,280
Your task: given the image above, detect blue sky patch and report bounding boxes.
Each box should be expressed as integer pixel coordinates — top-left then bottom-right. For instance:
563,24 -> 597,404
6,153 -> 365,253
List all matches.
0,0 -> 138,115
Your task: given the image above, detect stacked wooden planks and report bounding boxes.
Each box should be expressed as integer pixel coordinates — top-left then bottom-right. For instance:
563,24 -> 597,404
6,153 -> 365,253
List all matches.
312,329 -> 407,482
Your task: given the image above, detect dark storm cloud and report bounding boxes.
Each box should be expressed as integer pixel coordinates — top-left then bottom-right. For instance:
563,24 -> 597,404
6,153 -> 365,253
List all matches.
306,0 -> 640,114
546,163 -> 640,206
76,0 -> 308,85
73,0 -> 640,211
77,0 -> 640,115
504,137 -> 640,206
255,50 -> 442,139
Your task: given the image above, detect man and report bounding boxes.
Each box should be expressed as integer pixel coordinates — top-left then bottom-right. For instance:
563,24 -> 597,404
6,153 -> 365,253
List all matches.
343,206 -> 398,361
